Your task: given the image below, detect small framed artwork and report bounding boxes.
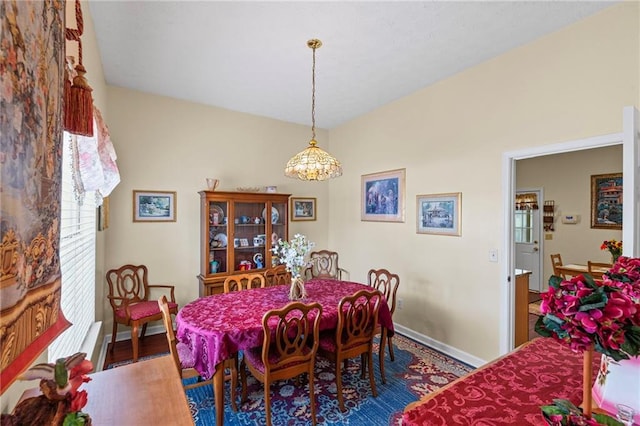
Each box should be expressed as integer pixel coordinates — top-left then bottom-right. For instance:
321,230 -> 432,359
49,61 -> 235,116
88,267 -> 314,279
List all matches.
361,168 -> 406,222
97,196 -> 110,231
291,197 -> 317,221
133,190 -> 177,222
591,172 -> 623,229
416,192 -> 462,236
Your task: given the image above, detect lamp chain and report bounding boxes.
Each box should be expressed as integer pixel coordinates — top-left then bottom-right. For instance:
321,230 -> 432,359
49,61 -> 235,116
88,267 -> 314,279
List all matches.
311,44 -> 316,142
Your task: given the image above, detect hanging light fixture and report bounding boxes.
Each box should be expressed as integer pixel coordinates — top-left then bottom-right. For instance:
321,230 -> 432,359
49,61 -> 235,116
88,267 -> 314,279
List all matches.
285,39 -> 342,181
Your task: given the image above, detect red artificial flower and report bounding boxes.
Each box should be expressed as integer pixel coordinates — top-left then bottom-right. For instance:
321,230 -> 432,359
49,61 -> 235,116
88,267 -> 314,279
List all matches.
70,389 -> 88,412
537,256 -> 640,361
574,310 -> 603,334
68,359 -> 93,394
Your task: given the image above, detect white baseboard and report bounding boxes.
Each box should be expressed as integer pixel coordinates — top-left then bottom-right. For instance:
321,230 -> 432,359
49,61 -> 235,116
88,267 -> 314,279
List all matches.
393,323 -> 487,368
81,321 -> 102,362
96,322 -> 486,371
96,324 -> 166,372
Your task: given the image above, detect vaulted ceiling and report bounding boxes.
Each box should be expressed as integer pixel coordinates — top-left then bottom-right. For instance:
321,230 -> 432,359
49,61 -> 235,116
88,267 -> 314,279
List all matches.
89,1 -> 615,129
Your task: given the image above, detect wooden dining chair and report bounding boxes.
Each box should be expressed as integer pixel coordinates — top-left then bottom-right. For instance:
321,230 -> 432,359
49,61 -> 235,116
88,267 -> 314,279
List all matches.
106,264 -> 178,363
240,302 -> 322,426
367,268 -> 399,384
158,296 -> 238,409
550,254 -> 566,279
304,250 -> 349,280
223,272 -> 266,293
263,265 -> 290,287
587,261 -> 611,280
317,289 -> 381,412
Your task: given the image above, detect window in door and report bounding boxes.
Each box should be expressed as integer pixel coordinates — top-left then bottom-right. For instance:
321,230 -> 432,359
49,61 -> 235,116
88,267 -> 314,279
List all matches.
514,210 -> 534,243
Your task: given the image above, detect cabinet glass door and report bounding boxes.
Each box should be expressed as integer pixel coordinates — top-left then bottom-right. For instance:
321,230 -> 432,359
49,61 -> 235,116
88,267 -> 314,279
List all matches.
208,201 -> 228,274
233,201 -> 267,271
270,201 -> 288,266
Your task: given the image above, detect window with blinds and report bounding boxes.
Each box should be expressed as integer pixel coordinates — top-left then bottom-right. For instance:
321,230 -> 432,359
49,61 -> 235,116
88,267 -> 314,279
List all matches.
48,132 -> 96,362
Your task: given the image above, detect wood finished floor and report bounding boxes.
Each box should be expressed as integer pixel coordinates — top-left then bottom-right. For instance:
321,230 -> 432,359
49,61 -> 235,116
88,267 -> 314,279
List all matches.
103,333 -> 169,370
105,292 -> 546,369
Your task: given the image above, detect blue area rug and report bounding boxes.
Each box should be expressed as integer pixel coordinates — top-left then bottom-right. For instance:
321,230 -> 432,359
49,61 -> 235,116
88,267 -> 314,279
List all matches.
184,334 -> 473,425
104,352 -> 168,369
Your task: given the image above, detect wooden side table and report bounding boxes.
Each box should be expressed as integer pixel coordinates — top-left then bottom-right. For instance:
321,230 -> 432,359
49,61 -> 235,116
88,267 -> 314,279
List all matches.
514,269 -> 532,347
17,356 -> 192,425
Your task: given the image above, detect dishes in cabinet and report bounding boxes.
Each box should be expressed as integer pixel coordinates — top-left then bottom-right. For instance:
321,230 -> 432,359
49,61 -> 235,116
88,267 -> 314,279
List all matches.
213,233 -> 227,247
210,205 -> 224,225
262,207 -> 279,224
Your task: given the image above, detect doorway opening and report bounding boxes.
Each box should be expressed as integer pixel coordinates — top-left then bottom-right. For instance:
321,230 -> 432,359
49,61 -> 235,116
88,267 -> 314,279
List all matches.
500,105 -> 639,354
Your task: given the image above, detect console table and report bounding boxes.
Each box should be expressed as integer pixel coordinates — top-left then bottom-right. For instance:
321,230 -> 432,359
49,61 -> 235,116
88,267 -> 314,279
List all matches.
403,338 -> 600,425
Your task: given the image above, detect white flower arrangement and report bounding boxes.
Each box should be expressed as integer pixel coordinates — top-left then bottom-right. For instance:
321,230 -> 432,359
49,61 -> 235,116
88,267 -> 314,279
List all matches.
271,233 -> 315,279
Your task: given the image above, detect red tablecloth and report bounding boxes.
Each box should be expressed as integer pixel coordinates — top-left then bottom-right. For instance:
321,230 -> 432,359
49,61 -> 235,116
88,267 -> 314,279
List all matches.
176,279 -> 393,380
402,338 -> 600,425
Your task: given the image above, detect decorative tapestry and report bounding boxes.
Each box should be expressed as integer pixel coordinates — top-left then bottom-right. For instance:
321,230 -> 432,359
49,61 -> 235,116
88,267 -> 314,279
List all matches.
0,0 -> 69,393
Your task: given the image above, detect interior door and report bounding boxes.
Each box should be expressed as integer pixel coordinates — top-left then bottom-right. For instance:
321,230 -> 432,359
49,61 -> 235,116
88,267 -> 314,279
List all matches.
514,189 -> 542,292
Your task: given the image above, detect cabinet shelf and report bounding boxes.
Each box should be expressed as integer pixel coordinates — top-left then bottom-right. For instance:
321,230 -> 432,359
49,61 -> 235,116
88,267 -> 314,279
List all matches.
198,191 -> 290,296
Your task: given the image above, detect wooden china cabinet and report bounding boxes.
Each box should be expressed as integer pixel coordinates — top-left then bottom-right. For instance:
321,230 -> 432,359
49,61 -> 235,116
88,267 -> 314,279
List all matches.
198,191 -> 290,296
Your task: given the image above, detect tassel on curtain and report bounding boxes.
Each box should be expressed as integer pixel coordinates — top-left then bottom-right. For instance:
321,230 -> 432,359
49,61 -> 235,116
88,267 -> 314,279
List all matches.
64,0 -> 93,136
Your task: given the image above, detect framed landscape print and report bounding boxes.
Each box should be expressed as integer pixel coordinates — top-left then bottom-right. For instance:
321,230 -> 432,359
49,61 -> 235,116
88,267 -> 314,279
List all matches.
133,190 -> 177,222
591,173 -> 622,229
291,197 -> 316,221
361,168 -> 406,222
416,192 -> 462,236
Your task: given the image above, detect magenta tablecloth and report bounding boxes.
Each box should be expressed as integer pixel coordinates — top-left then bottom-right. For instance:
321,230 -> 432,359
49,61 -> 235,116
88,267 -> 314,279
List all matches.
402,338 -> 601,425
176,279 -> 394,380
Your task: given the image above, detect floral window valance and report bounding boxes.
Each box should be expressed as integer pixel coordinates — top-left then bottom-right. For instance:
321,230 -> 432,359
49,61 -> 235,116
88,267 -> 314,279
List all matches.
515,193 -> 539,210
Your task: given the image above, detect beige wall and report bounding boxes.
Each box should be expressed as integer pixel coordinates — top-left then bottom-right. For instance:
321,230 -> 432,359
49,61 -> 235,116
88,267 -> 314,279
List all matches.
326,3 -> 638,361
0,0 -> 108,412
517,146 -> 623,288
103,87 -> 332,324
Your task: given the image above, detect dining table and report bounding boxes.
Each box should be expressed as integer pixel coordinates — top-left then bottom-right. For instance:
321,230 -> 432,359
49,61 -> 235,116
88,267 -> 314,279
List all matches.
176,278 -> 394,426
555,263 -> 610,279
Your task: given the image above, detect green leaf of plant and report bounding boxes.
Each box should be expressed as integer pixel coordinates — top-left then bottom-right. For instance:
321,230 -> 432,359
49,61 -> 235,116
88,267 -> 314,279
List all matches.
592,412 -> 624,426
582,273 -> 599,289
549,275 -> 563,289
534,317 -> 552,337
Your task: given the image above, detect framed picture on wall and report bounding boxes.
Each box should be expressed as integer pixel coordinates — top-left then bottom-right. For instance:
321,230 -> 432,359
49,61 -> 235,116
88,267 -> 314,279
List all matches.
416,192 -> 462,236
291,197 -> 316,221
133,190 -> 177,222
361,168 -> 406,222
97,197 -> 110,231
590,172 -> 622,229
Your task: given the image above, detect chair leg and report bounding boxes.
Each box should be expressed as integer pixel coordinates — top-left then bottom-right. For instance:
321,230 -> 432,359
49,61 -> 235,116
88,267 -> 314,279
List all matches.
309,368 -> 317,426
264,379 -> 272,426
388,335 -> 395,362
360,353 -> 367,379
240,358 -> 248,403
141,323 -> 148,340
110,321 -> 118,353
131,323 -> 139,362
368,349 -> 377,398
379,330 -> 387,384
336,357 -> 345,412
230,356 -> 238,412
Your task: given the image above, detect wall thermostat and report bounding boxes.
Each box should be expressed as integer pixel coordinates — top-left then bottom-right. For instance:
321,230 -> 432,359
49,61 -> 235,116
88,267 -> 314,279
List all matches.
561,214 -> 579,224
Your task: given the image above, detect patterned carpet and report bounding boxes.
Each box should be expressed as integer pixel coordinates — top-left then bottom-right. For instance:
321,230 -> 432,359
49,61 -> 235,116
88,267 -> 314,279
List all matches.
183,334 -> 473,425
